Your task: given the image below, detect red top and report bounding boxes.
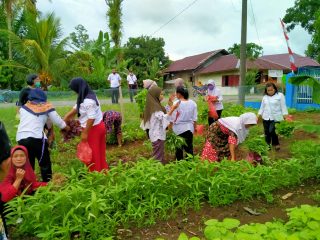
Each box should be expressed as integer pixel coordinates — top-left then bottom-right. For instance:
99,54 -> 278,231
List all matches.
0,145 -> 47,202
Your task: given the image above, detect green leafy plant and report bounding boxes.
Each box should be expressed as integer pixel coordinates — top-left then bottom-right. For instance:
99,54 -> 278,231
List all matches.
134,89 -> 148,115
276,121 -> 295,138
165,131 -> 187,153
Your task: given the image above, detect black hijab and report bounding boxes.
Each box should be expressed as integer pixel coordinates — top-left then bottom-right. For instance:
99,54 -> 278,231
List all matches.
69,77 -> 99,117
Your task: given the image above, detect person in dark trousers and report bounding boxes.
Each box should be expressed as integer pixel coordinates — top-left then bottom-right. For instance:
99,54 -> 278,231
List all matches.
107,69 -> 121,104
258,82 -> 288,151
16,89 -> 69,182
170,86 -> 198,160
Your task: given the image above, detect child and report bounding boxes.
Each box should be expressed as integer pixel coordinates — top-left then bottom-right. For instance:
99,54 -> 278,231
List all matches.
258,82 -> 288,150
143,87 -> 175,163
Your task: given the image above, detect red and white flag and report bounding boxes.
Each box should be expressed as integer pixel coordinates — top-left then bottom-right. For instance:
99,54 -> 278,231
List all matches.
280,19 -> 297,72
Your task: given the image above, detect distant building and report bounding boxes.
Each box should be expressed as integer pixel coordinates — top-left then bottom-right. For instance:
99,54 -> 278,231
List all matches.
164,50 -> 320,95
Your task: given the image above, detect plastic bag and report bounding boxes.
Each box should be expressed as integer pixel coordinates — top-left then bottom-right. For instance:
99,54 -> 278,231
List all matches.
0,121 -> 11,164
77,141 -> 92,166
195,124 -> 205,135
207,96 -> 218,120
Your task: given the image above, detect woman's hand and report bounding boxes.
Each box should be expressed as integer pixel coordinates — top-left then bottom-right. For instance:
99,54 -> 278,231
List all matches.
81,131 -> 88,142
16,168 -> 25,181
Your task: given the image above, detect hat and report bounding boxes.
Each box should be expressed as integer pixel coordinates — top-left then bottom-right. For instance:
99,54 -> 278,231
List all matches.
28,88 -> 47,103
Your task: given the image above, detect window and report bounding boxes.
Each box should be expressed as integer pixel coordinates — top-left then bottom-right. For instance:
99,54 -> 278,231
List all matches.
222,75 -> 239,86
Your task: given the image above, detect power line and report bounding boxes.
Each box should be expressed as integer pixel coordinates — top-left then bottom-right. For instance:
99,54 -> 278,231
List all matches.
249,0 -> 262,48
150,0 -> 200,37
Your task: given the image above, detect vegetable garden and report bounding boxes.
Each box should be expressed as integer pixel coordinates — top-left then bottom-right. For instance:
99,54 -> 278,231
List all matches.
1,99 -> 320,240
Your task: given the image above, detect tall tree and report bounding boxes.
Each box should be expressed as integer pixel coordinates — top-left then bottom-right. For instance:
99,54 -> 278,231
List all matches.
123,35 -> 170,85
228,42 -> 263,60
1,12 -> 68,88
105,0 -> 123,48
283,0 -> 320,34
283,0 -> 320,62
69,24 -> 90,50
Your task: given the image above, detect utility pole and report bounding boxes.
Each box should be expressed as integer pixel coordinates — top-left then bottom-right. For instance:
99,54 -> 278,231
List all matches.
239,0 -> 247,106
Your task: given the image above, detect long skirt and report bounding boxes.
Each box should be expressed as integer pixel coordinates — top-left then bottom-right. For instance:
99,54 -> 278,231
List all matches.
88,121 -> 108,172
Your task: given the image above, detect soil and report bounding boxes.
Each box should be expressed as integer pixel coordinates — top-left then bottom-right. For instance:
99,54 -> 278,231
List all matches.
117,179 -> 320,240
114,112 -> 320,240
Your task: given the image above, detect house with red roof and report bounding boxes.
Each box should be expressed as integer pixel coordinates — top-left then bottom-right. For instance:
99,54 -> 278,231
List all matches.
164,50 -> 320,95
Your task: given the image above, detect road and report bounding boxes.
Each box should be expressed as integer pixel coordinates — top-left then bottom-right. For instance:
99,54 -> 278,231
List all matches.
0,95 -> 262,109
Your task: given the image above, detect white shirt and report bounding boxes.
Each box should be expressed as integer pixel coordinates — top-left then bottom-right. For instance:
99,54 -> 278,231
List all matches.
258,92 -> 288,121
74,99 -> 103,128
148,111 -> 170,142
172,100 -> 198,135
108,73 -> 121,88
16,108 -> 66,141
127,74 -> 137,85
207,88 -> 223,110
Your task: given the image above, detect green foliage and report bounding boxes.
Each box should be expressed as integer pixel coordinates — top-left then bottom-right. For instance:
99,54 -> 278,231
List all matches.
227,42 -> 263,60
6,140 -> 320,239
165,131 -> 186,153
69,24 -> 90,50
134,88 -> 148,115
222,103 -> 257,117
244,133 -> 269,156
276,121 -> 296,138
197,96 -> 208,124
201,205 -> 320,240
283,0 -> 320,34
123,35 -> 170,86
105,0 -> 123,48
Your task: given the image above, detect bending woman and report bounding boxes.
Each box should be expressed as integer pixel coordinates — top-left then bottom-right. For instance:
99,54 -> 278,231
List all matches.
64,78 -> 108,172
201,112 -> 257,162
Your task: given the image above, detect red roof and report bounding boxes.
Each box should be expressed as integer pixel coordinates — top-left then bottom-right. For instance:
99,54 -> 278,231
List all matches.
198,55 -> 238,73
165,49 -> 227,72
260,53 -> 320,68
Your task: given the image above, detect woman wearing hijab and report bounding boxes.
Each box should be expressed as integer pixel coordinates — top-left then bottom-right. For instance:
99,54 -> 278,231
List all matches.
64,78 -> 108,172
143,79 -> 157,90
201,112 -> 257,162
0,146 -> 47,203
206,79 -> 223,125
16,89 -> 68,182
143,87 -> 175,163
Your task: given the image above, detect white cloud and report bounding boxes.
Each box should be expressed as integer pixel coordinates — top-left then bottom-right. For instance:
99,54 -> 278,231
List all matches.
37,0 -> 312,61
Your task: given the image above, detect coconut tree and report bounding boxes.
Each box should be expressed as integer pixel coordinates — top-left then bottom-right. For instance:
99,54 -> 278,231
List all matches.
105,0 -> 123,48
1,12 -> 68,88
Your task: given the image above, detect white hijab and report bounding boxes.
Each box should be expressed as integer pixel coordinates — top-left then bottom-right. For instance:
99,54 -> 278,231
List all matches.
207,79 -> 217,96
218,112 -> 257,144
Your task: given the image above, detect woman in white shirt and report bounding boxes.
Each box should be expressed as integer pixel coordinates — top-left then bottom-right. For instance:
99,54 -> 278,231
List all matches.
171,86 -> 198,160
17,89 -> 68,182
258,82 -> 288,150
64,78 -> 108,172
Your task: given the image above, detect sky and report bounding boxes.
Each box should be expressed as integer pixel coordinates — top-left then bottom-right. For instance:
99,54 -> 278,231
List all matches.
37,0 -> 311,61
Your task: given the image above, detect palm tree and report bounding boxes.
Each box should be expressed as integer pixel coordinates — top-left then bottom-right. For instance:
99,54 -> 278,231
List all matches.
105,0 -> 123,48
1,12 -> 68,88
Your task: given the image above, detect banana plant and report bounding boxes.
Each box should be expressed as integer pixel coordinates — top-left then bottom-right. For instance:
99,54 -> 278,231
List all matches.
289,75 -> 320,104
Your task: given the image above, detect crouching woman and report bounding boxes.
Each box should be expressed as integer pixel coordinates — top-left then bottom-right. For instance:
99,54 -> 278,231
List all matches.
201,112 -> 257,162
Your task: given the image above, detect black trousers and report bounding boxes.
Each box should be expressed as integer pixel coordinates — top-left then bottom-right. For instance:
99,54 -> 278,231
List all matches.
176,130 -> 194,161
208,110 -> 223,126
18,137 -> 52,182
111,87 -> 119,104
263,120 -> 279,146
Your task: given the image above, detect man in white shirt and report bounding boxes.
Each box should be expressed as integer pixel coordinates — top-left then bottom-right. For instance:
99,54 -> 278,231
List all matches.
126,70 -> 138,102
107,69 -> 121,104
